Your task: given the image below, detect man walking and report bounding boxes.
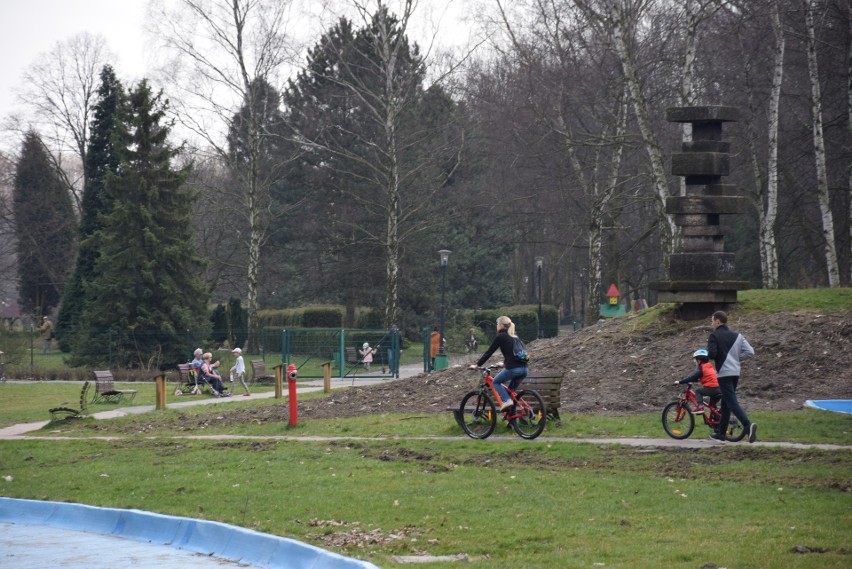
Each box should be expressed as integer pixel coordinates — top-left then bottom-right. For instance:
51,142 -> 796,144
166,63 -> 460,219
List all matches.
708,311 -> 757,443
38,316 -> 54,354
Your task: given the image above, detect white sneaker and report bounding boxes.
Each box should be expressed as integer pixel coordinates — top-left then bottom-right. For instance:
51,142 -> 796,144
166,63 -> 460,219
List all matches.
499,400 -> 513,411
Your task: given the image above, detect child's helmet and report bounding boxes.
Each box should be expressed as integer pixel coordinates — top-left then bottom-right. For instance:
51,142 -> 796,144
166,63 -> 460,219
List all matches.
692,349 -> 709,358
363,342 -> 369,349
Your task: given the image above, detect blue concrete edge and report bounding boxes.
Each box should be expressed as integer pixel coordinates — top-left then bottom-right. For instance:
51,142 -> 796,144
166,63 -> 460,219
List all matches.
804,400 -> 852,414
0,497 -> 380,569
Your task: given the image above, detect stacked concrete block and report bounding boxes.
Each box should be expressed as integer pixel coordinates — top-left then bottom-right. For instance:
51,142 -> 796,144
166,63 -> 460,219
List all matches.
651,106 -> 750,313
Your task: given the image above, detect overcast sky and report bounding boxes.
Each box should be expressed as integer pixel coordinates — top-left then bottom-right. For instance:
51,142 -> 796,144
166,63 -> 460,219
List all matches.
0,0 -> 149,115
0,0 -> 477,148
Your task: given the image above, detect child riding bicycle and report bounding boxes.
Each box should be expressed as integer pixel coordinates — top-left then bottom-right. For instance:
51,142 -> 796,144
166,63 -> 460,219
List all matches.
471,316 -> 528,410
673,348 -> 720,414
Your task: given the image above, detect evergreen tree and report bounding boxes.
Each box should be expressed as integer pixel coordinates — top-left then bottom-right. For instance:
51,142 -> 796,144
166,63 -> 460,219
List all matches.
224,77 -> 290,352
56,66 -> 125,349
71,80 -> 209,368
281,8 -> 466,329
227,297 -> 248,349
12,131 -> 76,317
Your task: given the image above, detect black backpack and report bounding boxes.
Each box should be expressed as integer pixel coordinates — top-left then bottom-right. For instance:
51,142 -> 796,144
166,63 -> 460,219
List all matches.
512,336 -> 530,363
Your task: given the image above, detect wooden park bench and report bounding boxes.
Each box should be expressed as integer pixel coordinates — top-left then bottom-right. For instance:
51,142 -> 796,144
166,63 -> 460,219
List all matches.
251,360 -> 275,384
175,363 -> 205,395
522,374 -> 564,422
345,347 -> 359,365
49,381 -> 90,421
91,371 -> 137,404
449,373 -> 565,428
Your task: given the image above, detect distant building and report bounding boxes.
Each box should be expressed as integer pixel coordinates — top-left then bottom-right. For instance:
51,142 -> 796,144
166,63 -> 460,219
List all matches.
1,299 -> 25,331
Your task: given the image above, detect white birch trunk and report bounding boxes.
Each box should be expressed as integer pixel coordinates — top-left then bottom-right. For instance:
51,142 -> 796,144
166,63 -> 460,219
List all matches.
679,0 -> 699,197
609,7 -> 676,273
803,0 -> 840,287
588,86 -> 629,325
762,0 -> 784,289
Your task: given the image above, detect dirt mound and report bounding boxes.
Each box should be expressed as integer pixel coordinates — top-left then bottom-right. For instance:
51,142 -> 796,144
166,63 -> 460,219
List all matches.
295,310 -> 851,420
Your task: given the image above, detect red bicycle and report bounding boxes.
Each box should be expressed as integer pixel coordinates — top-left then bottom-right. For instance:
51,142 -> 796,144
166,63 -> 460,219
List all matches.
458,365 -> 547,440
662,383 -> 746,442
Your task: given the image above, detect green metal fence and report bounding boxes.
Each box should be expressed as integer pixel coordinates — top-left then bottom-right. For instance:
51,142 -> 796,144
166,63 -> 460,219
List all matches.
283,328 -> 401,379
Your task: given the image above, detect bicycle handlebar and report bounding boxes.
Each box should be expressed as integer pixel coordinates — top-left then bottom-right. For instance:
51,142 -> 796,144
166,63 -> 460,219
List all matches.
470,363 -> 502,372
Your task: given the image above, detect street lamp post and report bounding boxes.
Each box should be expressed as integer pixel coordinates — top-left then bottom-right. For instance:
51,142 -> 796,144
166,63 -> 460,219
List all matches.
435,249 -> 451,370
535,257 -> 543,339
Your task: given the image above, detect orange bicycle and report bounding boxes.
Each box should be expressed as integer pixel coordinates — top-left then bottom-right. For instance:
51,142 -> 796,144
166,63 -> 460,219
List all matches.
458,365 -> 546,439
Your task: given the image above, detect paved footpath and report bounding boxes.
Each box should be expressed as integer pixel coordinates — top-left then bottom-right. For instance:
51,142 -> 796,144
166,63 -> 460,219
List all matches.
1,360 -> 848,450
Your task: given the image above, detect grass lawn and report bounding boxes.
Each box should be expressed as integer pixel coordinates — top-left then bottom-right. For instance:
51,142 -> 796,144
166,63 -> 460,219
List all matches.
0,382 -> 850,568
1,435 -> 849,568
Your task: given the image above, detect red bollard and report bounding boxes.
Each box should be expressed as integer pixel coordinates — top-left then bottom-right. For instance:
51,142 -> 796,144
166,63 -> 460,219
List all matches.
287,363 -> 298,427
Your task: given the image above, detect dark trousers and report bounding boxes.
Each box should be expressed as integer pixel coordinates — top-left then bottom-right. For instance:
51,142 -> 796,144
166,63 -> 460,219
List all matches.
717,376 -> 751,435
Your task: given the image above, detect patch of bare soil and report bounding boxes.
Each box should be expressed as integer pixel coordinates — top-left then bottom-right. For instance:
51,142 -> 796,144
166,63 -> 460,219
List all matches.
84,310 -> 850,433
267,309 -> 852,422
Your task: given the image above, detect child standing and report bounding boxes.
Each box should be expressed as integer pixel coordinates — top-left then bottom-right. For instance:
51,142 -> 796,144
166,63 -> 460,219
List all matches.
673,349 -> 720,414
229,347 -> 250,396
359,342 -> 375,372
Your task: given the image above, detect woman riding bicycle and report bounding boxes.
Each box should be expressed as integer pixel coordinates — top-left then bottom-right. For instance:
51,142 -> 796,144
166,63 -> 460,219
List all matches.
472,316 -> 528,410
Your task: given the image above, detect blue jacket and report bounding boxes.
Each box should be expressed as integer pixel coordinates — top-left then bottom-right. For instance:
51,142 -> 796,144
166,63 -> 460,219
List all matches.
708,324 -> 754,378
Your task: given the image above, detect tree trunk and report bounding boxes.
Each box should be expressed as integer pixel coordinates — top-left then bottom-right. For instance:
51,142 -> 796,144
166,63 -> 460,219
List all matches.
588,84 -> 628,325
762,0 -> 784,289
679,0 -> 699,197
848,4 -> 852,284
803,0 -> 840,287
609,6 -> 676,273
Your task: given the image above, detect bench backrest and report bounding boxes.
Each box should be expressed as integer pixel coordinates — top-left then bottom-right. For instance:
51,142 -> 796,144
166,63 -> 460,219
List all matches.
177,363 -> 193,380
345,347 -> 358,363
93,371 -> 115,393
520,375 -> 563,410
251,359 -> 267,376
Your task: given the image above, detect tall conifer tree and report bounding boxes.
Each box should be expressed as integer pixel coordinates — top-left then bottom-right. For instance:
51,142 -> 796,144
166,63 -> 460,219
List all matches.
71,80 -> 208,368
56,65 -> 124,349
12,131 -> 76,316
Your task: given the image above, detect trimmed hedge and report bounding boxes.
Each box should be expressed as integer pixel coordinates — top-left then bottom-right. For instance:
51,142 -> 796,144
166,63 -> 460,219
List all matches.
471,305 -> 558,342
257,305 -> 382,329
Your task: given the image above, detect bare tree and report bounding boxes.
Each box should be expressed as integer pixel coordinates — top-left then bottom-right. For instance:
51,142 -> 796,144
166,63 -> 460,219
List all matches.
0,152 -> 19,303
17,32 -> 114,210
286,0 -> 465,328
149,0 -> 300,350
733,0 -> 784,289
575,0 -> 678,273
761,0 -> 784,289
802,0 -> 840,286
491,0 -> 639,324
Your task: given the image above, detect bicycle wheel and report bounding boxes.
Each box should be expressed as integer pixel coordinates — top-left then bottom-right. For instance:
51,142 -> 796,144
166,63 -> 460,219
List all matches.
723,416 -> 747,442
706,406 -> 747,442
459,390 -> 497,439
511,389 -> 547,439
662,401 -> 694,439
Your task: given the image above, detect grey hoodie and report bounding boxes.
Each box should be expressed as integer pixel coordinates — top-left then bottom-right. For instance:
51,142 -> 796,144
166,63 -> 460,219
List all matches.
708,324 -> 755,378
